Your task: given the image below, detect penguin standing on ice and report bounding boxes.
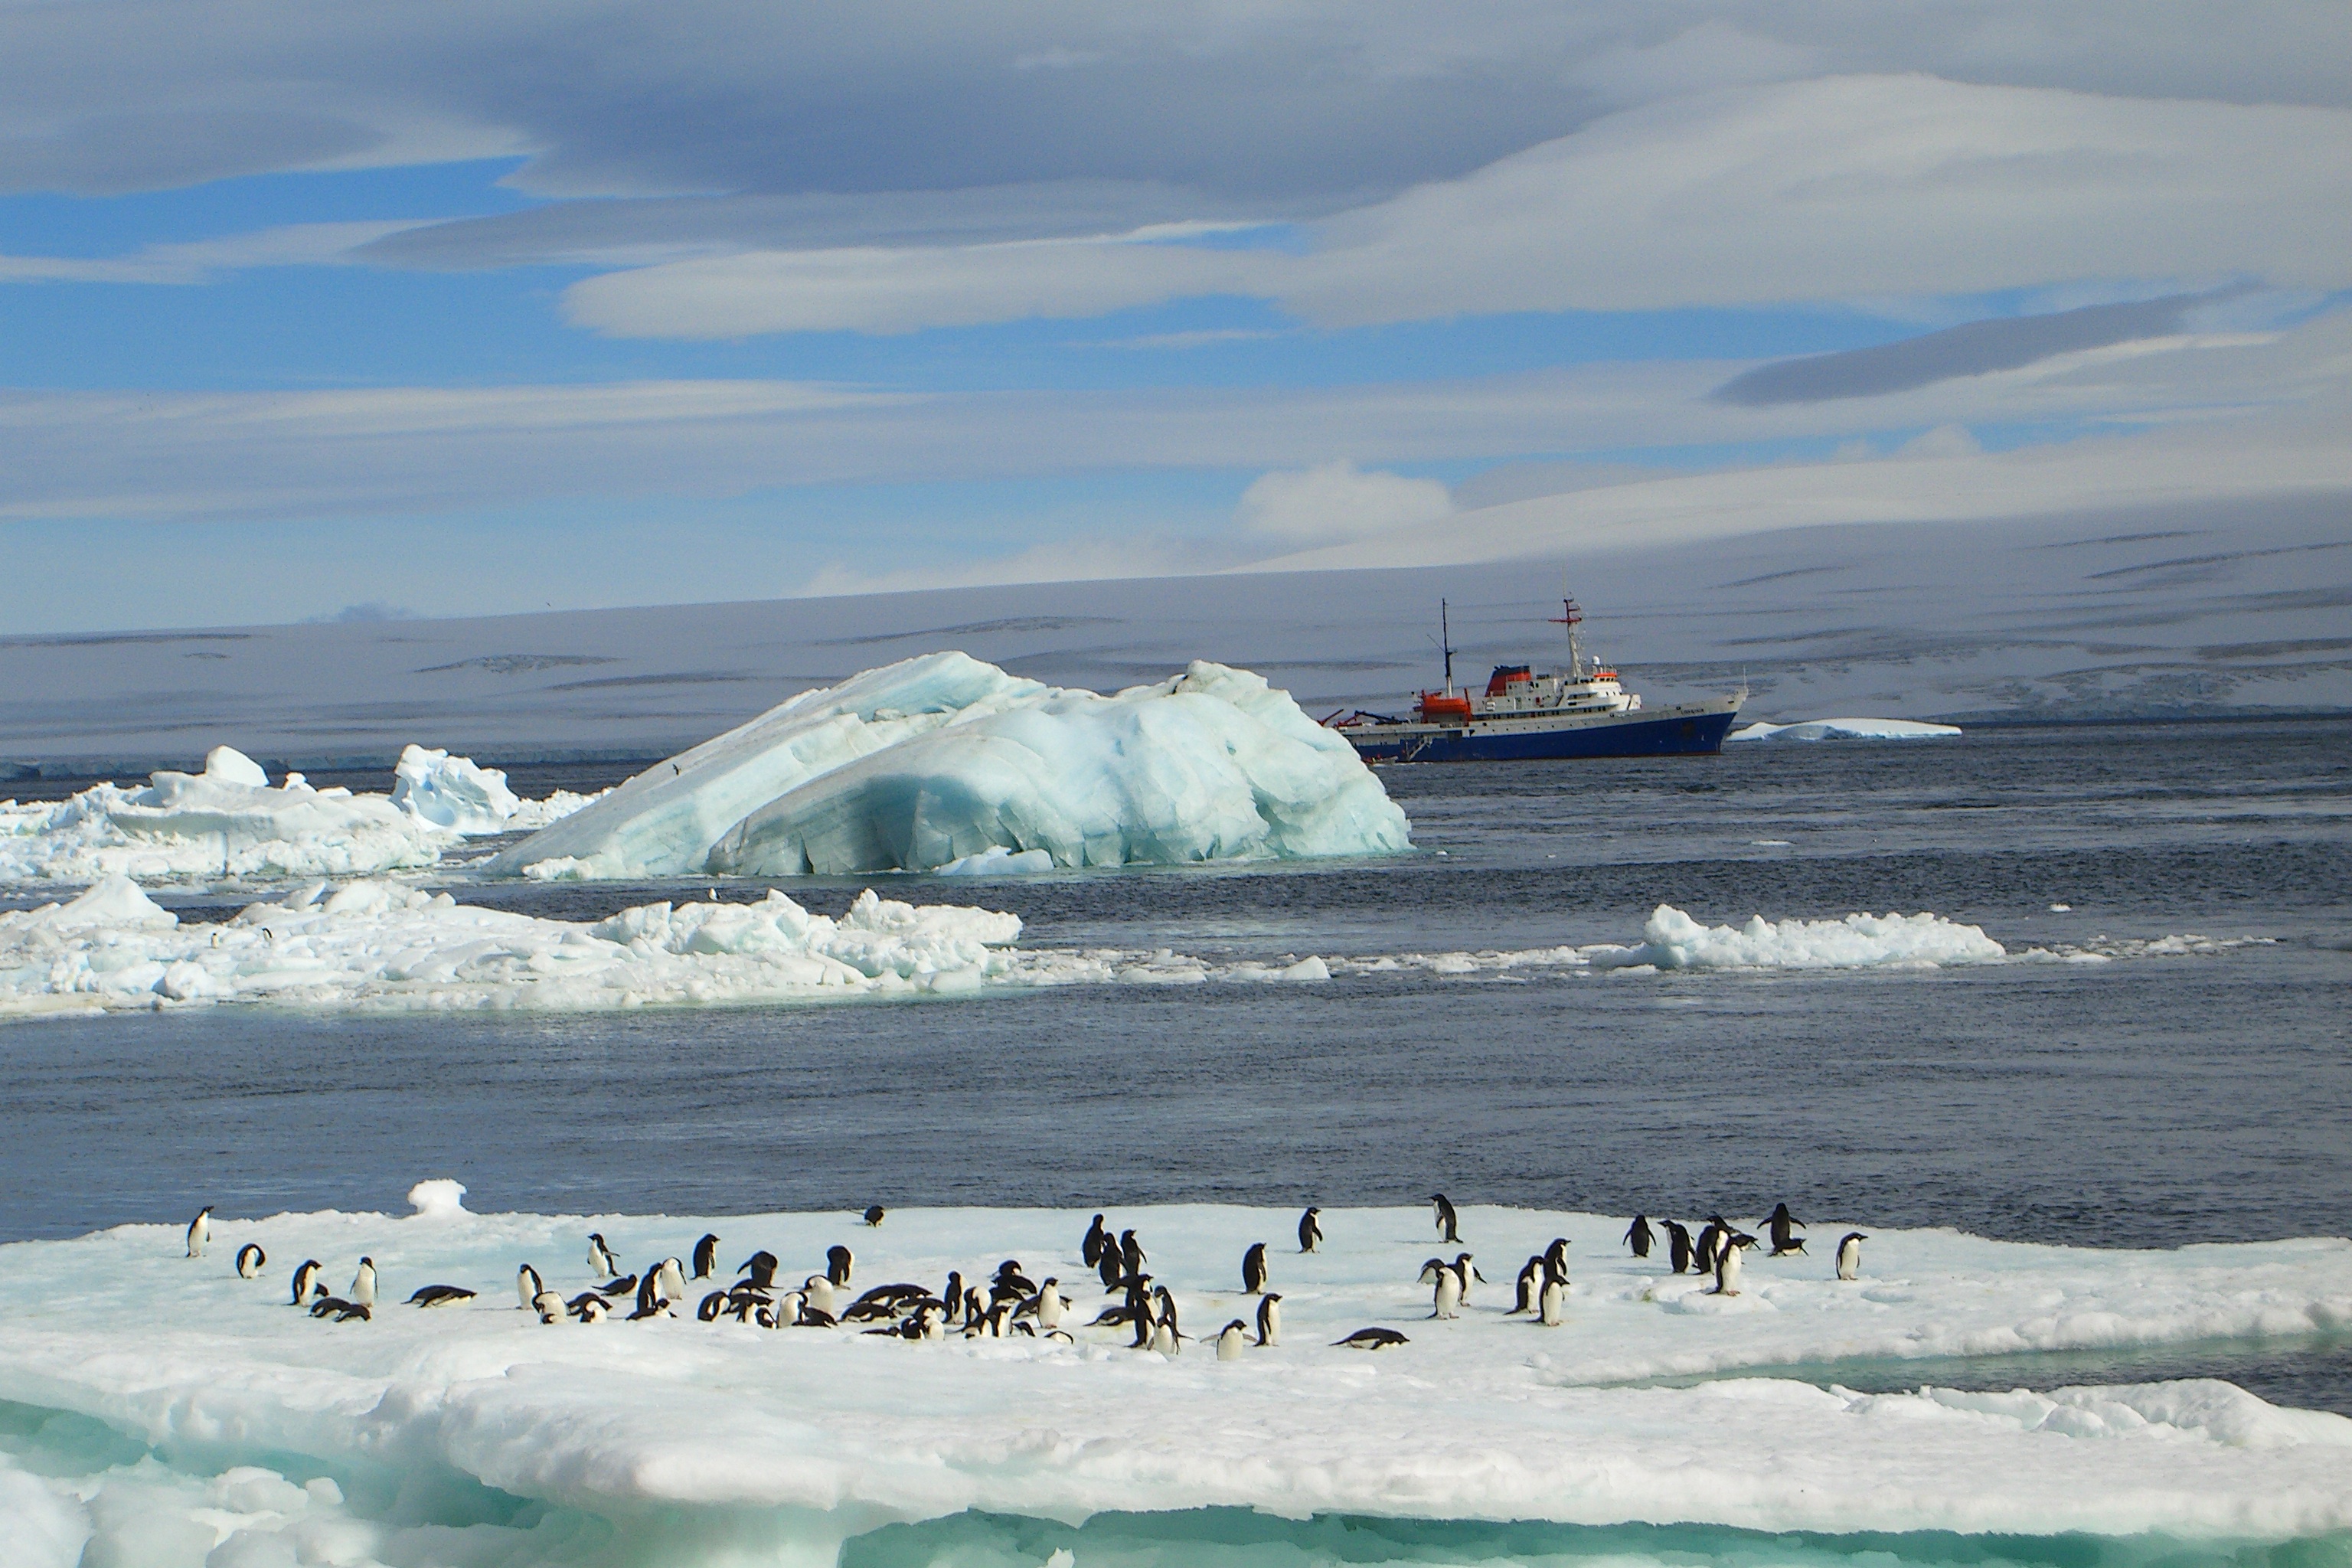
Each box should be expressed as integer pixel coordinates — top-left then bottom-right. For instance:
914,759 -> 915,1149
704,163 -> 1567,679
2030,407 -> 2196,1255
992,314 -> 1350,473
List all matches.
534,1289 -> 566,1324
1297,1207 -> 1323,1253
1096,1241 -> 1125,1292
518,1264 -> 544,1309
1836,1232 -> 1868,1281
1510,1256 -> 1543,1315
350,1257 -> 378,1308
587,1233 -> 621,1277
235,1243 -> 266,1279
1255,1292 -> 1282,1348
1766,1204 -> 1806,1256
739,1250 -> 779,1290
185,1207 -> 213,1259
692,1235 -> 720,1279
655,1257 -> 688,1302
1623,1216 -> 1654,1259
862,1206 -> 886,1227
1538,1260 -> 1568,1327
1661,1220 -> 1692,1274
1429,1260 -> 1463,1319
1544,1237 -> 1570,1281
1241,1243 -> 1269,1295
289,1259 -> 325,1306
1082,1214 -> 1110,1266
1430,1194 -> 1461,1244
1711,1233 -> 1756,1296
1027,1279 -> 1070,1331
1119,1229 -> 1146,1279
827,1245 -> 854,1288
1216,1319 -> 1250,1360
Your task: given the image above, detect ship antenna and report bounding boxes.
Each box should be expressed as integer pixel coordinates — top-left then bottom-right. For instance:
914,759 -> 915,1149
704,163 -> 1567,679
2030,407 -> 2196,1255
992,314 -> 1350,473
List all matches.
1550,594 -> 1585,679
1440,598 -> 1455,695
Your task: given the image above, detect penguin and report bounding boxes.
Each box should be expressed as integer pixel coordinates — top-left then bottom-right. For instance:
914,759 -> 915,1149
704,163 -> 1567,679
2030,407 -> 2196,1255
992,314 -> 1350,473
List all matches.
1510,1256 -> 1543,1315
1712,1233 -> 1756,1296
1767,1203 -> 1806,1256
739,1250 -> 779,1289
656,1257 -> 688,1303
963,1286 -> 985,1326
1662,1220 -> 1693,1274
1255,1292 -> 1282,1348
697,1290 -> 728,1322
827,1245 -> 854,1287
992,1259 -> 1035,1298
1538,1268 -> 1567,1327
350,1258 -> 377,1308
309,1295 -> 353,1318
1027,1279 -> 1069,1331
1128,1305 -> 1156,1350
1544,1237 -> 1570,1281
518,1263 -> 544,1309
185,1206 -> 213,1259
407,1285 -> 475,1308
1836,1232 -> 1868,1282
802,1274 -> 837,1317
1149,1310 -> 1180,1356
289,1259 -> 324,1305
918,1303 -> 947,1341
862,1205 -> 886,1227
596,1274 -> 639,1299
569,1292 -> 609,1323
1430,1194 -> 1460,1244
691,1234 -> 719,1280
1082,1214 -> 1111,1267
315,1298 -> 371,1323
1096,1242 -> 1125,1292
1430,1263 -> 1462,1319
587,1233 -> 620,1277
629,1273 -> 671,1320
1449,1253 -> 1483,1305
1694,1218 -> 1726,1276
1119,1229 -> 1146,1278
534,1289 -> 567,1324
1216,1319 -> 1250,1361
1241,1242 -> 1269,1295
235,1243 -> 266,1279
939,1270 -> 965,1325
1624,1216 -> 1654,1259
1298,1207 -> 1323,1253
1333,1327 -> 1408,1350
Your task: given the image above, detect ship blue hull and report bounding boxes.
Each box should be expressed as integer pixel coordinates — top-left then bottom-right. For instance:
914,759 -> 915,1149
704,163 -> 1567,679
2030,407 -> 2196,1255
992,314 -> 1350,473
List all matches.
1343,707 -> 1740,763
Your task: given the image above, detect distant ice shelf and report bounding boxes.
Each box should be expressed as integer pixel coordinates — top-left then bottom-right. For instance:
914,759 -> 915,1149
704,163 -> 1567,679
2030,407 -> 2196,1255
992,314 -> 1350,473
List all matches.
0,743 -> 600,886
1729,717 -> 1964,742
491,652 -> 1413,879
0,1199 -> 2344,1567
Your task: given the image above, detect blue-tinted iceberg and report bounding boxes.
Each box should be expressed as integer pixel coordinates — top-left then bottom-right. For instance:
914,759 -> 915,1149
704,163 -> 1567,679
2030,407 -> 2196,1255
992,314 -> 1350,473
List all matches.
491,653 -> 1413,879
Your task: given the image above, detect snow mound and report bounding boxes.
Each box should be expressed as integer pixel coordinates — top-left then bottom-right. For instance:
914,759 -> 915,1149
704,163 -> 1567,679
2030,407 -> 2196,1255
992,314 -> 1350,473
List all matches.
490,652 -> 1412,879
1730,717 -> 1963,742
406,1178 -> 469,1217
0,1203 -> 2345,1560
1591,905 -> 2005,970
0,880 -> 1023,1017
0,746 -> 604,886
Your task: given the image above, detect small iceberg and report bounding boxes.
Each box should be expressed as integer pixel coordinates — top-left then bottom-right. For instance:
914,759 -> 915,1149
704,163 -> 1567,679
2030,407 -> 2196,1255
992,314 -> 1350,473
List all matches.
1728,717 -> 1962,743
492,652 -> 1413,879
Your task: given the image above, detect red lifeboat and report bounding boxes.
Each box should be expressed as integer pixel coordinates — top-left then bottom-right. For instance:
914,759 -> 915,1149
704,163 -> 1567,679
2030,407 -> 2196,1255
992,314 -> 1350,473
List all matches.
1416,691 -> 1473,724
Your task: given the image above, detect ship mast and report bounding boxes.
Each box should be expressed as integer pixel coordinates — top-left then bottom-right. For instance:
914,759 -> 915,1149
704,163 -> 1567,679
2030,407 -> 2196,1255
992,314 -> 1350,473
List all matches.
1550,596 -> 1585,679
1439,598 -> 1456,695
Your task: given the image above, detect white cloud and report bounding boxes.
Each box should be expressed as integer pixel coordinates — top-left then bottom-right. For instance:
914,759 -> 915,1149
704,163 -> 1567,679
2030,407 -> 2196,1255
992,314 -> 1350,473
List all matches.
0,221 -> 416,284
1234,461 -> 1452,541
1895,423 -> 1982,459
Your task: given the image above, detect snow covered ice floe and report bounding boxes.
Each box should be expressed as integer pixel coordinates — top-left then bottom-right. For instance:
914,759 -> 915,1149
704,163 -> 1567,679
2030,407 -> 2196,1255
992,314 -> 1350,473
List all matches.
490,652 -> 1412,879
0,744 -> 600,887
0,1201 -> 2345,1565
1729,717 -> 1963,742
1588,905 -> 2006,971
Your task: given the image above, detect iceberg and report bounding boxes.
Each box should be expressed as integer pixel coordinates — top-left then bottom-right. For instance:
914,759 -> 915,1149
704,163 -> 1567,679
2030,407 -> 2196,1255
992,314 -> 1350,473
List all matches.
0,744 -> 601,885
1729,717 -> 1964,742
0,1201 -> 2344,1567
489,653 -> 1413,879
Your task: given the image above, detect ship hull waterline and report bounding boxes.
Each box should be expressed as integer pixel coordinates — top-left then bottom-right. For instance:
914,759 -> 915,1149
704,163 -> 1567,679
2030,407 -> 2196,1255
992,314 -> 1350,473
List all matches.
1338,699 -> 1742,763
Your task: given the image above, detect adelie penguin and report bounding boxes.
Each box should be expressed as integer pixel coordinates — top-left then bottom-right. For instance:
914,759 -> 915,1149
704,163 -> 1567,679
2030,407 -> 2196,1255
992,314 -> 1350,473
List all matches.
1538,1263 -> 1568,1327
1430,1194 -> 1461,1244
1544,1237 -> 1570,1281
289,1259 -> 325,1306
1661,1220 -> 1693,1275
518,1264 -> 544,1309
1694,1217 -> 1726,1277
739,1250 -> 779,1290
1711,1233 -> 1757,1296
185,1206 -> 213,1259
1428,1259 -> 1463,1320
1334,1327 -> 1408,1350
862,1206 -> 886,1227
1024,1279 -> 1070,1331
655,1257 -> 688,1303
408,1284 -> 475,1308
586,1233 -> 621,1277
691,1234 -> 719,1280
1767,1203 -> 1806,1256
1297,1207 -> 1323,1253
1510,1256 -> 1543,1315
1240,1242 -> 1269,1295
348,1257 -> 379,1308
235,1243 -> 266,1280
1119,1229 -> 1146,1278
1836,1232 -> 1868,1282
533,1289 -> 567,1324
1215,1319 -> 1251,1361
1255,1292 -> 1282,1348
1082,1214 -> 1111,1267
1624,1216 -> 1654,1259
826,1245 -> 854,1288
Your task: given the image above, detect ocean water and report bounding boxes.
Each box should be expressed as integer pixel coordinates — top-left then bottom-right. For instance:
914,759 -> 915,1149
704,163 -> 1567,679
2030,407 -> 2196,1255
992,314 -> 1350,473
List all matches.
0,719 -> 2347,1567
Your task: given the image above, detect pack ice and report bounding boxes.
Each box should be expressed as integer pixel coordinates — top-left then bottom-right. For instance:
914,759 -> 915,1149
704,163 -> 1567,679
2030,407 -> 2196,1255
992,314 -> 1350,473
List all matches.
1729,717 -> 1965,742
490,652 -> 1412,879
0,744 -> 596,885
0,1197 -> 2345,1568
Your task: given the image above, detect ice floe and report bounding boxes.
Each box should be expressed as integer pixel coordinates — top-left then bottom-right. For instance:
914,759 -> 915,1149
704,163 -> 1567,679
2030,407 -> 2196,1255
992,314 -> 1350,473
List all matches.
0,1200 -> 2344,1563
0,744 -> 600,887
491,652 -> 1411,879
1589,905 -> 2006,971
1730,717 -> 1964,742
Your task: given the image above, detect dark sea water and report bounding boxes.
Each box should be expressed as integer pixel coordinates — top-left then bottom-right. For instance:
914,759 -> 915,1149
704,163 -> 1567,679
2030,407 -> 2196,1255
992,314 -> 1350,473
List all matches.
4,719 -> 2348,1413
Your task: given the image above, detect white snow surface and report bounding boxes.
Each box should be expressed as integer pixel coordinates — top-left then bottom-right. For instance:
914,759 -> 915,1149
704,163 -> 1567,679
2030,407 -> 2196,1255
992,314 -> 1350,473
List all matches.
0,1202 -> 2344,1565
0,881 -> 2263,1020
0,744 -> 600,886
1730,717 -> 1965,742
490,652 -> 1412,879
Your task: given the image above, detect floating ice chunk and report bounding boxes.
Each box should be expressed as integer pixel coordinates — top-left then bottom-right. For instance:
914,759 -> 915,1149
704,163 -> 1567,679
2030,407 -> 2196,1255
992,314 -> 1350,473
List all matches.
388,744 -> 522,832
203,745 -> 270,787
407,1178 -> 469,1218
492,652 -> 1412,879
21,874 -> 180,933
936,845 -> 1057,877
1729,717 -> 1963,742
1591,903 -> 2006,969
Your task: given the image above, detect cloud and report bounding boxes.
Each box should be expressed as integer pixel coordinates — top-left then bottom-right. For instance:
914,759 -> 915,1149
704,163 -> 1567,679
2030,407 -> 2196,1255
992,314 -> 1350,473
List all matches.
1234,462 -> 1452,541
0,222 -> 417,285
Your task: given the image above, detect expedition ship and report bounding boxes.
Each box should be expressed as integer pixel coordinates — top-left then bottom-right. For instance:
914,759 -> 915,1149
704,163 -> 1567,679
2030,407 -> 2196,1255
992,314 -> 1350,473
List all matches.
1325,598 -> 1743,762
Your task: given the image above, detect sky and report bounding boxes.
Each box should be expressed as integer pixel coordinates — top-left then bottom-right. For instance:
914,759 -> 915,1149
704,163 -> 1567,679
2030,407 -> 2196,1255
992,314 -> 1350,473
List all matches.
0,1 -> 2347,632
